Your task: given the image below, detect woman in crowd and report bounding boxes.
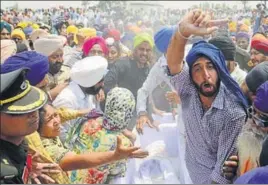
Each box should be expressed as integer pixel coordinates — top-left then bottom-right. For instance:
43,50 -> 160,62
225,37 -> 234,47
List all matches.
55,21 -> 69,37
105,37 -> 121,69
65,87 -> 136,183
37,89 -> 146,184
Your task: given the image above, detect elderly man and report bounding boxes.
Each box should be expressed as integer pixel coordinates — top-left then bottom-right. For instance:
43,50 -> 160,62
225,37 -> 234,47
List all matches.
34,35 -> 70,101
166,10 -> 247,183
0,68 -> 47,183
249,32 -> 268,67
209,36 -> 247,86
104,32 -> 154,130
52,56 -> 107,144
223,81 -> 268,182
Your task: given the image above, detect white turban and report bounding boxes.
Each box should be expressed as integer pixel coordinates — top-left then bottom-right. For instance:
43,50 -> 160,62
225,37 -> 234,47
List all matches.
71,56 -> 108,87
33,35 -> 65,56
1,40 -> 17,64
29,29 -> 49,43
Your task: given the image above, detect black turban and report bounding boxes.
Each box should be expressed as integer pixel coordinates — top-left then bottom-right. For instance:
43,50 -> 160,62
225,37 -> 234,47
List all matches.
209,36 -> 236,61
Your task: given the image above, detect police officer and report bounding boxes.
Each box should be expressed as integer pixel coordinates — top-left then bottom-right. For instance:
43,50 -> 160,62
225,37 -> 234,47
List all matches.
0,68 -> 47,184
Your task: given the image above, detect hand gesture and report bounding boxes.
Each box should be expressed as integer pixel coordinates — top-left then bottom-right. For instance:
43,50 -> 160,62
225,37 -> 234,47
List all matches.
30,152 -> 61,184
179,9 -> 229,38
136,115 -> 158,135
113,136 -> 149,160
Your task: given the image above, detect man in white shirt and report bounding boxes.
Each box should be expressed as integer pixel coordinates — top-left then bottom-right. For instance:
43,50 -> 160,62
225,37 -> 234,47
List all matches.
136,25 -> 192,184
53,56 -> 108,143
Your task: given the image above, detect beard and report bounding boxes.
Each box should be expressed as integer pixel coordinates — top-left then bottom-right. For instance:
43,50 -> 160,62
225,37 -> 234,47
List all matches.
84,86 -> 102,95
237,119 -> 267,173
193,79 -> 220,97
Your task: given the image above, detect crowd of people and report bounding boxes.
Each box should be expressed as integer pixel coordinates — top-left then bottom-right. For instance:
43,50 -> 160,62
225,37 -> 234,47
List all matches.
0,1 -> 268,184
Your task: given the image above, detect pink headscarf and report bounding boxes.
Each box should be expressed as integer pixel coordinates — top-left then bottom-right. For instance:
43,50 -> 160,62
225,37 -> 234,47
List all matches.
82,36 -> 108,56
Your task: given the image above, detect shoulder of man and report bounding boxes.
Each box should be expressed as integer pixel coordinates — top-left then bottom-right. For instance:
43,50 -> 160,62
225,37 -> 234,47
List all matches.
222,87 -> 247,121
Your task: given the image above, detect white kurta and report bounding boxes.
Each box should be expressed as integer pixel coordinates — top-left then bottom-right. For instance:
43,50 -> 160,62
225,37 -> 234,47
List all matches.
52,81 -> 100,143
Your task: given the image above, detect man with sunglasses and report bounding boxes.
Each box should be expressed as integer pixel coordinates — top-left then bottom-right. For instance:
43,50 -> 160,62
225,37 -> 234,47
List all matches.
223,81 -> 268,182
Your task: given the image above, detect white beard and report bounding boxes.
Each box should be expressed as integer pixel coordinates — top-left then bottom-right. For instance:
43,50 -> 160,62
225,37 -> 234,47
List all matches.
237,118 -> 267,175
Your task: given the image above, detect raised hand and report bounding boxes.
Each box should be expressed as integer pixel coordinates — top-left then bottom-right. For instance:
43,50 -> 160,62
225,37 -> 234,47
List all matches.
179,9 -> 229,38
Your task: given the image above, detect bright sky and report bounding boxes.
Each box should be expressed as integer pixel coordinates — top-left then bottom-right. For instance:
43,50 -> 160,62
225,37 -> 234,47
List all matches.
1,1 -> 261,10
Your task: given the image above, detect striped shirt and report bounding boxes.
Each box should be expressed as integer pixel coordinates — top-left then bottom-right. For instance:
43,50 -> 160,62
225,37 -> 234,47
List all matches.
170,63 -> 246,184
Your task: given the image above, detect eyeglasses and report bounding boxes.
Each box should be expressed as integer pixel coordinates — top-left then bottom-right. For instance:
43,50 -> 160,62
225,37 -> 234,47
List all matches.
247,106 -> 268,127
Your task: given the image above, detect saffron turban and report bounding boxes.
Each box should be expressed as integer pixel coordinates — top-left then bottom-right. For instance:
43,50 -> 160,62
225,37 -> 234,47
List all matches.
251,33 -> 268,55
